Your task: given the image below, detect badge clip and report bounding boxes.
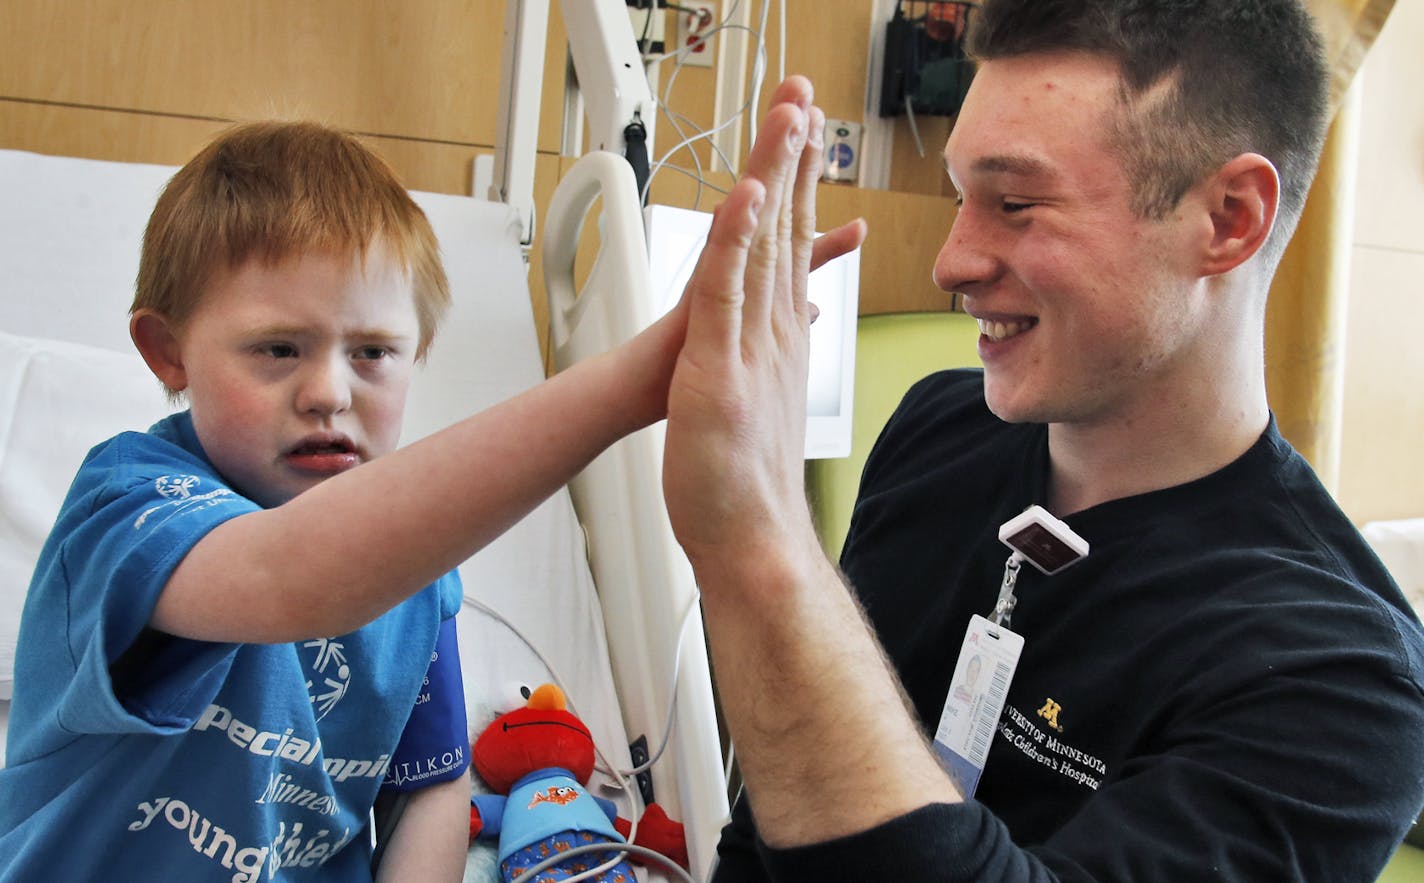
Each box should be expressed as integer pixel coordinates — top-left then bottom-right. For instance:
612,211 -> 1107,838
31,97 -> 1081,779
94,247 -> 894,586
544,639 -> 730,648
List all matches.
991,505 -> 1089,627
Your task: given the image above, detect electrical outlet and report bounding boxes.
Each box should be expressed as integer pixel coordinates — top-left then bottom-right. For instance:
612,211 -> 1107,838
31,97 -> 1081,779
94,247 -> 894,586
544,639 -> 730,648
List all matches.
677,1 -> 717,67
627,0 -> 666,56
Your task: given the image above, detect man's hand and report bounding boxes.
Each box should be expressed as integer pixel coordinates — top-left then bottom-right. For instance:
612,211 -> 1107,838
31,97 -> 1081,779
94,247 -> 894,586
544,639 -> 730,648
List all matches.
659,78 -> 954,850
662,76 -> 861,568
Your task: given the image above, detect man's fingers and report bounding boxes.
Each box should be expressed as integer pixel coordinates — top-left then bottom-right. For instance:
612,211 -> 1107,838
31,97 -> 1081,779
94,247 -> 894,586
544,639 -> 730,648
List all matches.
741,102 -> 809,330
786,105 -> 825,325
680,178 -> 765,362
672,76 -> 827,373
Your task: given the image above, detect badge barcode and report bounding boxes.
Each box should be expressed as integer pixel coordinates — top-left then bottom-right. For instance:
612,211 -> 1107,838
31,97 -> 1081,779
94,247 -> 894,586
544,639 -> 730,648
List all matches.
967,661 -> 1011,764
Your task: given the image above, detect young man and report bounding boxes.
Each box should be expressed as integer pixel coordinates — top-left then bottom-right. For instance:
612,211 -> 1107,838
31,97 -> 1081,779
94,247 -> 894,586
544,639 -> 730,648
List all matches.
661,2 -> 1424,881
0,113 -> 854,880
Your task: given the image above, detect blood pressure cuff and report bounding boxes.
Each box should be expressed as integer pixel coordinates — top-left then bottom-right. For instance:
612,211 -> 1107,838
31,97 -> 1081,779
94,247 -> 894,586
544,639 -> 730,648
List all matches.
381,614 -> 470,792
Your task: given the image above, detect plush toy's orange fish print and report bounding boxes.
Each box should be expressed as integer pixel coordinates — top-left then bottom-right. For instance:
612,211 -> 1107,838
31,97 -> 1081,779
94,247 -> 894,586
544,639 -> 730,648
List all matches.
527,786 -> 580,809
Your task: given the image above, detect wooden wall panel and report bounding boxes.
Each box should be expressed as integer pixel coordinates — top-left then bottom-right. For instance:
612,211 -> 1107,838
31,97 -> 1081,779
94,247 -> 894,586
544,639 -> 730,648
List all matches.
0,0 -> 504,147
650,5 -> 738,173
819,182 -> 957,315
1338,247 -> 1424,524
657,0 -> 879,180
1,0 -> 960,370
627,157 -> 958,317
631,0 -> 959,316
0,100 -> 229,169
736,0 -> 952,201
760,0 -> 875,126
889,115 -> 957,197
0,0 -> 565,356
540,1 -> 571,154
0,100 -> 485,196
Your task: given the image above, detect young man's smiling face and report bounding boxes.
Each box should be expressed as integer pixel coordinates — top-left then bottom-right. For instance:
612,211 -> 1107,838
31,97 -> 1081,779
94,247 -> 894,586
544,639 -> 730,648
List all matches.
936,51 -> 1209,430
165,245 -> 420,508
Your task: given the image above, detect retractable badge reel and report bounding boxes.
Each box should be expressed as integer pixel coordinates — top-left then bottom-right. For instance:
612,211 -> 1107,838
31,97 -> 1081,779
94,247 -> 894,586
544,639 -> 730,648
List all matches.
932,505 -> 1088,798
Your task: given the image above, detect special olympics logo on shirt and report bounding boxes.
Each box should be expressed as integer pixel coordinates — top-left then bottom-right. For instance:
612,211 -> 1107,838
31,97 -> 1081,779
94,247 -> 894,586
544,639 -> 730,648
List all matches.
133,475 -> 236,530
154,474 -> 200,499
302,637 -> 352,721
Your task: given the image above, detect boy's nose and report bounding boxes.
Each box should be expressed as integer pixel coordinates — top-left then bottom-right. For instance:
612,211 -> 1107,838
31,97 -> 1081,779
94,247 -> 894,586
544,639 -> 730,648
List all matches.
295,357 -> 352,416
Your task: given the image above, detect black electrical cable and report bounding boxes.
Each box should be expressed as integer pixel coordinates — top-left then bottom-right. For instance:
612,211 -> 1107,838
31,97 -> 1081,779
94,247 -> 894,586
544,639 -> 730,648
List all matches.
624,116 -> 651,206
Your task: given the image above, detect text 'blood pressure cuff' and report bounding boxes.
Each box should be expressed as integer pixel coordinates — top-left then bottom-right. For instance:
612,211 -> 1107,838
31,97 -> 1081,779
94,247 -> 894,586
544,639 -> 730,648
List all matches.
381,615 -> 470,791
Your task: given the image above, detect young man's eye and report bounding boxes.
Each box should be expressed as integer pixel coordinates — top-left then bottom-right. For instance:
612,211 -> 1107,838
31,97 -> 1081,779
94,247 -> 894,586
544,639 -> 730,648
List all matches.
1002,200 -> 1037,214
261,343 -> 298,358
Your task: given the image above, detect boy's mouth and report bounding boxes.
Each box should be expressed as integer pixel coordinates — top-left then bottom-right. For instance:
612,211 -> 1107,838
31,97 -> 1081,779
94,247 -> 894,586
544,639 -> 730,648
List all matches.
285,435 -> 360,474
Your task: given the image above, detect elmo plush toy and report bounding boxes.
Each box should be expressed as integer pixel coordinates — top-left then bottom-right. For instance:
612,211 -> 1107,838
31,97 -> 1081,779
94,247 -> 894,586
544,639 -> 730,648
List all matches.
469,683 -> 689,881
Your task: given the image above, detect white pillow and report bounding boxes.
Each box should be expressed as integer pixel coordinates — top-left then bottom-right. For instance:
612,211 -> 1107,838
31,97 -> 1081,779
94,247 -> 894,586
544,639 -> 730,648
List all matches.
0,330 -> 181,699
1362,519 -> 1424,616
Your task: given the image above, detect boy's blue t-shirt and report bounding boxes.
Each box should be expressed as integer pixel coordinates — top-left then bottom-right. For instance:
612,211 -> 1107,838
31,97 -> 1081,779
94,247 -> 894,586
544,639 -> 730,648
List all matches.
0,412 -> 467,881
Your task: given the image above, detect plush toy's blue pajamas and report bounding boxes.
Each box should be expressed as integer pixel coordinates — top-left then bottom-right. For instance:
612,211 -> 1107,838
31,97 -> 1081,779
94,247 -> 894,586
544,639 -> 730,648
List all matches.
473,766 -> 635,881
500,834 -> 633,882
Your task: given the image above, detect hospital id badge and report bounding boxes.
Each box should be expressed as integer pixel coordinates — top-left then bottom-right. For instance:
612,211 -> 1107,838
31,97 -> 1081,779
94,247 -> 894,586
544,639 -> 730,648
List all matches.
932,614 -> 1023,799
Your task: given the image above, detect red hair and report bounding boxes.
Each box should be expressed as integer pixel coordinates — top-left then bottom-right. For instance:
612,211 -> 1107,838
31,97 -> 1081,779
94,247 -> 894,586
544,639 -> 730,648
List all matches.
133,120 -> 449,359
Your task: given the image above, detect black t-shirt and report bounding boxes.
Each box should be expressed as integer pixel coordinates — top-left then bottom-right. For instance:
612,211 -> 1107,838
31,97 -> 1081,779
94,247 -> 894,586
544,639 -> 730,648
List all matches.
714,369 -> 1424,882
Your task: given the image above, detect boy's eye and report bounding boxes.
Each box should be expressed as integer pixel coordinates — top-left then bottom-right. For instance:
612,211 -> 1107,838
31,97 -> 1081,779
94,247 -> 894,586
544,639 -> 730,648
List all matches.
354,346 -> 391,361
261,343 -> 298,358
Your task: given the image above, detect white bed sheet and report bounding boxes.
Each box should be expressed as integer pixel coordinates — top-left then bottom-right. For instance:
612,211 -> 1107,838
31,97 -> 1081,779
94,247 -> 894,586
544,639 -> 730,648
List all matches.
1363,518 -> 1424,615
0,149 -> 638,813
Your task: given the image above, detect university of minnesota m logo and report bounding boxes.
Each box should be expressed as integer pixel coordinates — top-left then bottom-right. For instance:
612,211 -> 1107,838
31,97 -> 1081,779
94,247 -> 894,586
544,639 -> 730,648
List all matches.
1037,698 -> 1064,732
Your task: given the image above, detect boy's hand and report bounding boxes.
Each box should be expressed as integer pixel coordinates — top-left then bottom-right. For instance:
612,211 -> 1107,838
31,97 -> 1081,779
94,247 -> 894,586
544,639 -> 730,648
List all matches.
662,76 -> 851,567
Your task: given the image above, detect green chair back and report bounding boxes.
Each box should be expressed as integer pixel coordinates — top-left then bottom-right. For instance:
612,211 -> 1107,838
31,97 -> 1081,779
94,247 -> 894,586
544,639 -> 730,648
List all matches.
807,310 -> 981,559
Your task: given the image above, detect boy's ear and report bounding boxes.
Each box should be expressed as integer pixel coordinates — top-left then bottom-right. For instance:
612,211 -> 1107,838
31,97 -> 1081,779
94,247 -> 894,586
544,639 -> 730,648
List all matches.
130,310 -> 188,393
1198,153 -> 1279,277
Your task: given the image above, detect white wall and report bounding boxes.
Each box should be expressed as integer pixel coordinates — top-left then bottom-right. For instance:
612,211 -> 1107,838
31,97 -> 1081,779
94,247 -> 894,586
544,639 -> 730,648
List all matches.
1338,1 -> 1424,525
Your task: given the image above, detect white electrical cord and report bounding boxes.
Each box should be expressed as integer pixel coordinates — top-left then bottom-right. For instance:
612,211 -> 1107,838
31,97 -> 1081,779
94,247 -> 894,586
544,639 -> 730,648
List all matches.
635,0 -> 823,209
644,14 -> 767,209
746,0 -> 772,148
623,592 -> 700,776
517,841 -> 698,883
466,592 -> 706,882
777,0 -> 786,85
465,593 -> 700,780
644,93 -> 755,207
466,596 -> 645,880
634,0 -> 807,212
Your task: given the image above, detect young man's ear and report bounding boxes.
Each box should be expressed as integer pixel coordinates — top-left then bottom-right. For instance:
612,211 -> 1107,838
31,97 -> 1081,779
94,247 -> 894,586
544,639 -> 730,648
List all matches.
130,310 -> 188,394
1199,153 -> 1279,277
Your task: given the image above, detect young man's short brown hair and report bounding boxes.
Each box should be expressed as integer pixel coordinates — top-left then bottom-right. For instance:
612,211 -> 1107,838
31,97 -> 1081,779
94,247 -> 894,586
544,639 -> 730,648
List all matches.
969,0 -> 1329,270
133,121 -> 449,358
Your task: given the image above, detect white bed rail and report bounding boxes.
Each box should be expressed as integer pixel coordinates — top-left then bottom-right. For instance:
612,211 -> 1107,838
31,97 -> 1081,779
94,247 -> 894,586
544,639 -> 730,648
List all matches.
543,151 -> 729,880
490,0 -> 549,245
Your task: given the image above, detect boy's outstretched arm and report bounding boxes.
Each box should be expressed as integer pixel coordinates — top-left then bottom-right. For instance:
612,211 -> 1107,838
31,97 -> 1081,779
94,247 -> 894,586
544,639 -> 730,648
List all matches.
146,108 -> 861,647
662,76 -> 959,848
149,293 -> 682,643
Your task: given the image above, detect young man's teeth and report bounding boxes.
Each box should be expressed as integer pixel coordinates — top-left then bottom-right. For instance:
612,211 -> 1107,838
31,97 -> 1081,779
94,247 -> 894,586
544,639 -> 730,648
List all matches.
978,319 -> 1030,342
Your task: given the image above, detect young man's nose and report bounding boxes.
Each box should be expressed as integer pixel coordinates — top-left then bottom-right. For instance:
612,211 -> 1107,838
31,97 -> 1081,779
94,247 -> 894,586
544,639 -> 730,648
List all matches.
932,209 -> 997,295
295,356 -> 353,416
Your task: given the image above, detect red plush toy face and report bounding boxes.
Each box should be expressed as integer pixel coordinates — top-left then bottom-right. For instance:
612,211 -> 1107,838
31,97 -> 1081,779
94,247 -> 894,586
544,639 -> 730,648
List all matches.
472,684 -> 597,794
